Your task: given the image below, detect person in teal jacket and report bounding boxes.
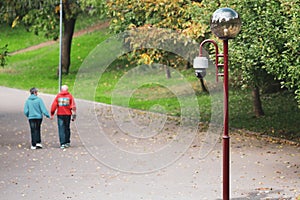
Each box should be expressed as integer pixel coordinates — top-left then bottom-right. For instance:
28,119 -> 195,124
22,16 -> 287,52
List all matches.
24,87 -> 50,149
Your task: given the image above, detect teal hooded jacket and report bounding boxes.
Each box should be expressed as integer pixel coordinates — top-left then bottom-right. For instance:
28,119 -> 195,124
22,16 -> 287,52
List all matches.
24,94 -> 50,119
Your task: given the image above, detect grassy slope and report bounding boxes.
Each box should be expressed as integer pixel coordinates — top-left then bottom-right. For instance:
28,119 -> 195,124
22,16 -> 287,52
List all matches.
0,21 -> 299,143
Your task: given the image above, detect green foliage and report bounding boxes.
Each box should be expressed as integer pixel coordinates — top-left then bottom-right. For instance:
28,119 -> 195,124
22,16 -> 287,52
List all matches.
22,3 -> 60,39
192,0 -> 300,107
220,0 -> 300,106
79,0 -> 107,17
22,0 -> 82,40
106,0 -> 300,98
0,0 -> 41,24
122,26 -> 198,69
279,0 -> 300,105
0,0 -> 107,39
227,0 -> 284,86
107,0 -> 207,38
106,0 -> 209,72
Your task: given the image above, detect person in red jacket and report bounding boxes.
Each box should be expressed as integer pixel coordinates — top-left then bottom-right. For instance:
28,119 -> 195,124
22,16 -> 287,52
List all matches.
51,85 -> 76,149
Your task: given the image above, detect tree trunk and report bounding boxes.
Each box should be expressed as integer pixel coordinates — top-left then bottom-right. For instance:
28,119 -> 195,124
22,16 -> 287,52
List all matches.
62,18 -> 76,74
252,85 -> 265,117
165,65 -> 171,79
199,78 -> 209,93
185,60 -> 191,70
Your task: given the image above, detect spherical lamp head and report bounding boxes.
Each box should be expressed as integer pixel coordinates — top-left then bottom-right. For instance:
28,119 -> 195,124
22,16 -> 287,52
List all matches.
210,8 -> 242,40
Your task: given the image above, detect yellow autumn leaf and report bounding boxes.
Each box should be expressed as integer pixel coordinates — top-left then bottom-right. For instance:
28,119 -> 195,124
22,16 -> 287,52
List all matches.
11,16 -> 19,28
55,5 -> 60,13
141,53 -> 152,65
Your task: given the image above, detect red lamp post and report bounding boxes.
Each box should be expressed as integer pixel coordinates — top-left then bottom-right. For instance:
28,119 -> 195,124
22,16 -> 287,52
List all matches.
193,8 -> 242,200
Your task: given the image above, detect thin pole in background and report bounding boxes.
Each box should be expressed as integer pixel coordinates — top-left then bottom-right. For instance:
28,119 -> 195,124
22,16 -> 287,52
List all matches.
58,0 -> 63,92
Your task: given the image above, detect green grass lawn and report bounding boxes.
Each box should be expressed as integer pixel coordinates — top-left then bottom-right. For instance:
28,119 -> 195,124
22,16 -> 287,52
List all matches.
1,21 -> 300,143
0,23 -> 48,52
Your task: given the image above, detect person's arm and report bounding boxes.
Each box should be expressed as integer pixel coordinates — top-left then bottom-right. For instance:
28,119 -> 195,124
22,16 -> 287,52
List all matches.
24,101 -> 29,118
50,96 -> 58,118
70,95 -> 76,121
40,99 -> 50,118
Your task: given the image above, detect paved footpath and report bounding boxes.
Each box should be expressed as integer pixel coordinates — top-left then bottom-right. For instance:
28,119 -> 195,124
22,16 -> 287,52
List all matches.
0,86 -> 299,200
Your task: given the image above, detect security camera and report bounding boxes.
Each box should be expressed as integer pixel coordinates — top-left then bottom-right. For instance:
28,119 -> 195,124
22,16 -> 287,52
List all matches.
193,56 -> 208,79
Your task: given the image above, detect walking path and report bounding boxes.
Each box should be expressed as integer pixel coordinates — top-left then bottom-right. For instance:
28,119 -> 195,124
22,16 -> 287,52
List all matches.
0,86 -> 299,199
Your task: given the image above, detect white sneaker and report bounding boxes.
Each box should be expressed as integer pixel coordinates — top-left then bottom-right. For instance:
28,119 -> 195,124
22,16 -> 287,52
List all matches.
36,143 -> 43,149
31,146 -> 37,150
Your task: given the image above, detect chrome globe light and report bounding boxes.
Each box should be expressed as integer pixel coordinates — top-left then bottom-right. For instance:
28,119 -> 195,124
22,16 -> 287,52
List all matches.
210,7 -> 242,40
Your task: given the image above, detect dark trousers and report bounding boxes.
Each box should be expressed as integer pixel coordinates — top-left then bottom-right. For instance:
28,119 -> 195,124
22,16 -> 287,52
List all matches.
29,119 -> 42,146
57,115 -> 71,145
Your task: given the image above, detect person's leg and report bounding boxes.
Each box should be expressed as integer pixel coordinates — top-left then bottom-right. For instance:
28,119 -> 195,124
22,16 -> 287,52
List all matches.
57,116 -> 66,146
36,119 -> 42,143
64,115 -> 71,145
36,119 -> 43,148
29,119 -> 38,148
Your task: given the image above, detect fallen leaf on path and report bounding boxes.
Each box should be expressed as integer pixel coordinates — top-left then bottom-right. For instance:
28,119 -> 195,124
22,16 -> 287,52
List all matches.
256,187 -> 273,191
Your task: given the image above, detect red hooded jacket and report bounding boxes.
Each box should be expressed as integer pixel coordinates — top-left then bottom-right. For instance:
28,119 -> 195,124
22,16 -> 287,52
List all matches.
51,91 -> 76,116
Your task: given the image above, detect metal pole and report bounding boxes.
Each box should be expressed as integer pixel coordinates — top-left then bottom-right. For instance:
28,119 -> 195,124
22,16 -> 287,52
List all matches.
222,39 -> 230,200
198,39 -> 230,199
58,0 -> 63,92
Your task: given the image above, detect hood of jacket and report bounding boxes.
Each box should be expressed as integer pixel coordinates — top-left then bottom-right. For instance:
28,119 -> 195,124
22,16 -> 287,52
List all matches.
59,91 -> 70,96
28,94 -> 38,100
